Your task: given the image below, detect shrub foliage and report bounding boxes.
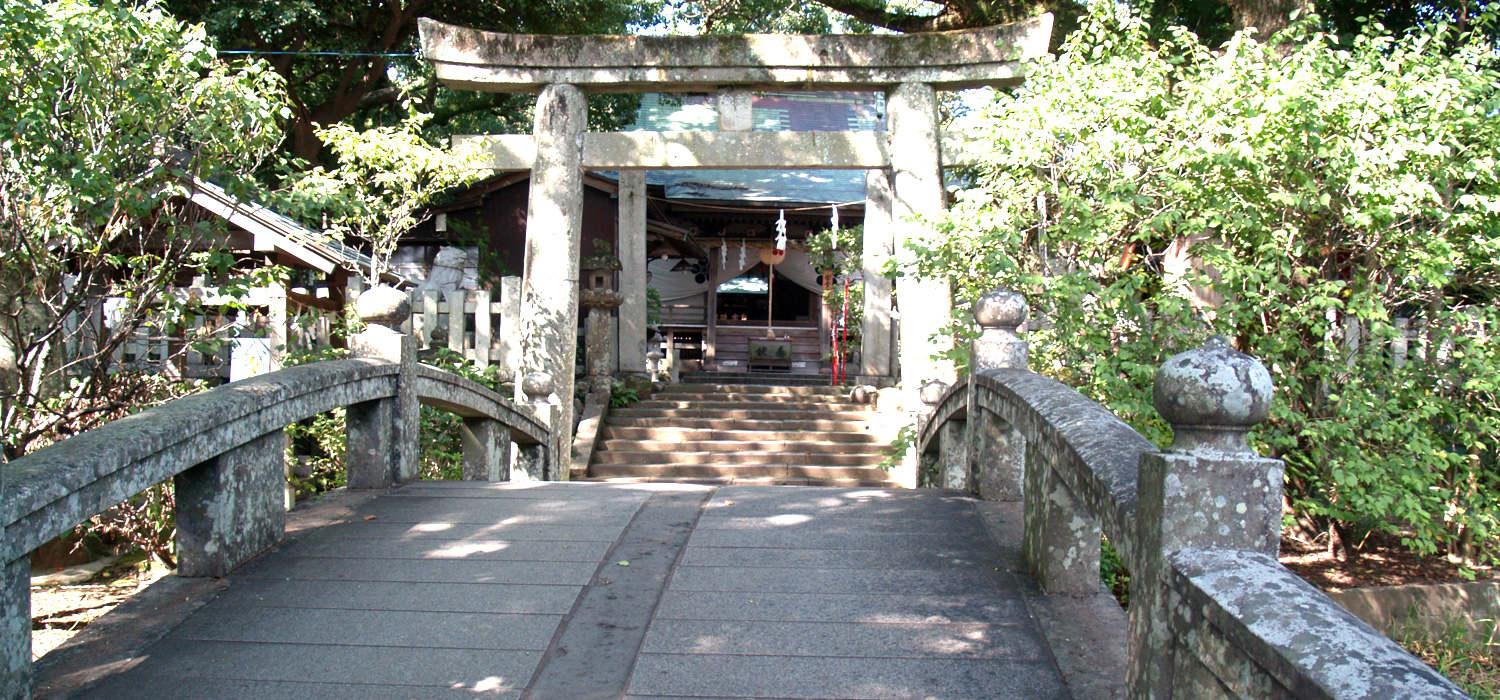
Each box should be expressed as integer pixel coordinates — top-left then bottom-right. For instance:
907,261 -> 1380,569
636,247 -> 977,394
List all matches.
920,8 -> 1500,562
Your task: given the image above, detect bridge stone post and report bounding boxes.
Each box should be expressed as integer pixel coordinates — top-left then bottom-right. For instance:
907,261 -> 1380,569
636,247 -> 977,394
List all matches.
1127,337 -> 1282,700
1,559 -> 24,700
347,287 -> 419,489
515,371 -> 555,481
917,381 -> 957,489
1022,435 -> 1103,594
461,418 -> 510,482
2,465 -> 30,700
965,290 -> 1029,498
176,429 -> 287,577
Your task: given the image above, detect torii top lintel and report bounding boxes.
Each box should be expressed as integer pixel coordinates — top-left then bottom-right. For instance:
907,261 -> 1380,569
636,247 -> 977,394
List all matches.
418,14 -> 1053,94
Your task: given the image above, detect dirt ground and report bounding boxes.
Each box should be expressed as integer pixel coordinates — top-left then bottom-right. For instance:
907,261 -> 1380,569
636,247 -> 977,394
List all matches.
1280,531 -> 1495,592
30,564 -> 168,660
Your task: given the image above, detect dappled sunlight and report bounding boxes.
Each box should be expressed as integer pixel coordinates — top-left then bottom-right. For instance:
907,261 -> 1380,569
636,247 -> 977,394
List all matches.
857,613 -> 959,623
687,634 -> 730,654
409,522 -> 455,533
606,482 -> 714,493
849,595 -> 1012,625
472,676 -> 507,692
451,675 -> 513,694
914,626 -> 994,655
491,481 -> 553,490
762,513 -> 813,526
423,541 -> 512,558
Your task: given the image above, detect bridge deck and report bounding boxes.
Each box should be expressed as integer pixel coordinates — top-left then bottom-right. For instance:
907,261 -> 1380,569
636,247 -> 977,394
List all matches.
42,483 -> 1080,700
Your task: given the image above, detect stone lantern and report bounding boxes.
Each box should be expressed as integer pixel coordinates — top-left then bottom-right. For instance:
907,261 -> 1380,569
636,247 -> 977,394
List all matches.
646,325 -> 665,377
579,240 -> 624,389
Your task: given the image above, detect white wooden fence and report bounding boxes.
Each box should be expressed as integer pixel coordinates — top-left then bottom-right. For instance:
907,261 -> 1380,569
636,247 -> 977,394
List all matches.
109,284 -> 340,381
398,278 -> 522,374
103,276 -> 528,382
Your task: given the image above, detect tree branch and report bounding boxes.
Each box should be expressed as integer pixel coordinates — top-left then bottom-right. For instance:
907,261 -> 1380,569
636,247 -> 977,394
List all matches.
812,0 -> 961,32
357,85 -> 404,110
814,0 -> 1072,35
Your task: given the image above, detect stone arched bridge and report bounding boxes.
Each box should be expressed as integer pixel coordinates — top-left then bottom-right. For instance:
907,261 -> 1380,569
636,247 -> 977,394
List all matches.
0,294 -> 1472,700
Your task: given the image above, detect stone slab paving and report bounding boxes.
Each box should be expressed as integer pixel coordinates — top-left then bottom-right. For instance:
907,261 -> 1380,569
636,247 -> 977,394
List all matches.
66,482 -> 652,700
43,483 -> 1071,700
626,485 -> 1070,700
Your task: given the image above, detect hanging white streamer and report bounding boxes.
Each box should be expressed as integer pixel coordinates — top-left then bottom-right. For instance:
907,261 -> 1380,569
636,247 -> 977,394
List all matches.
774,209 -> 787,252
830,205 -> 840,251
720,241 -> 727,269
738,240 -> 746,269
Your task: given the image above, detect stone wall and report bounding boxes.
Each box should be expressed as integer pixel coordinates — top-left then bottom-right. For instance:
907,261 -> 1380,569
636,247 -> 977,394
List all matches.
915,288 -> 1474,700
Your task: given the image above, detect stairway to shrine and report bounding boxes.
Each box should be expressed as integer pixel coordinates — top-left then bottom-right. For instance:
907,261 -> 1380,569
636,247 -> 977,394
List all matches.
586,382 -> 898,486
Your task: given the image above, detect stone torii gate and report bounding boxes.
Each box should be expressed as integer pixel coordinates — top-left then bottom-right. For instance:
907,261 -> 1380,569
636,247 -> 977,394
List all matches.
418,16 -> 1053,471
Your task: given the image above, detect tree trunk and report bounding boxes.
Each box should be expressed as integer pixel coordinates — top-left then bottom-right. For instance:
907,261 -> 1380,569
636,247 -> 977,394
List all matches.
1224,0 -> 1313,38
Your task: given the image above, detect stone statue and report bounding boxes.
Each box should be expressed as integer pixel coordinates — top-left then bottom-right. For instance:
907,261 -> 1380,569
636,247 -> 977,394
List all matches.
415,247 -> 468,302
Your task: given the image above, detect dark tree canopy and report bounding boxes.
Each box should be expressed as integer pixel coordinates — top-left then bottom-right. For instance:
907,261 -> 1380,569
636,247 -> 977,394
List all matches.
762,0 -> 1492,46
165,0 -> 658,163
173,0 -> 1495,166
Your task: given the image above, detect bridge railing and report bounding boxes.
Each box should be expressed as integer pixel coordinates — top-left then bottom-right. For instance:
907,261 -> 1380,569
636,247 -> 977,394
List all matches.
0,286 -> 556,700
915,289 -> 1470,700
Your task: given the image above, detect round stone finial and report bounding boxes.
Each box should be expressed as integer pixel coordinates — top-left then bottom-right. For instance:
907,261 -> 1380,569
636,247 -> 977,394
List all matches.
919,380 -> 950,406
973,289 -> 1028,330
522,371 -> 554,401
1153,336 -> 1274,452
355,285 -> 411,328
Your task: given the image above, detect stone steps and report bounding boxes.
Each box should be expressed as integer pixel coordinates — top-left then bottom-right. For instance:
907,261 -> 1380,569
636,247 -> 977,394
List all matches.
598,426 -> 884,444
632,399 -> 864,412
588,463 -> 892,481
593,450 -> 885,467
610,407 -> 872,421
679,372 -> 833,387
583,475 -> 899,487
657,384 -> 849,397
597,439 -> 887,454
603,417 -> 879,433
588,381 -> 893,486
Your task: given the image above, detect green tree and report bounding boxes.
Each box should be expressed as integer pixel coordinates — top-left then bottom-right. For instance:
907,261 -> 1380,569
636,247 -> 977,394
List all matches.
673,0 -> 1495,56
275,117 -> 482,283
0,0 -> 288,460
917,7 -> 1500,562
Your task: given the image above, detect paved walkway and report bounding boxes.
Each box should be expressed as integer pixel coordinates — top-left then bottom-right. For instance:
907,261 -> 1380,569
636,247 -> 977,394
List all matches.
46,483 -> 1074,700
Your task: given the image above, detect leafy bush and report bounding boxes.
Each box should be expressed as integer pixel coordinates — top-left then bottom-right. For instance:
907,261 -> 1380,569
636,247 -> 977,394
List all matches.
609,385 -> 640,408
1100,537 -> 1131,608
418,347 -> 508,480
0,0 -> 286,460
919,8 -> 1500,562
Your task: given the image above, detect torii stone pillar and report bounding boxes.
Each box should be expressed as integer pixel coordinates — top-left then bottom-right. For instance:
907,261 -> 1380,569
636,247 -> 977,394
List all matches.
617,171 -> 648,374
888,82 -> 953,410
861,168 -> 895,379
519,83 -> 586,468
